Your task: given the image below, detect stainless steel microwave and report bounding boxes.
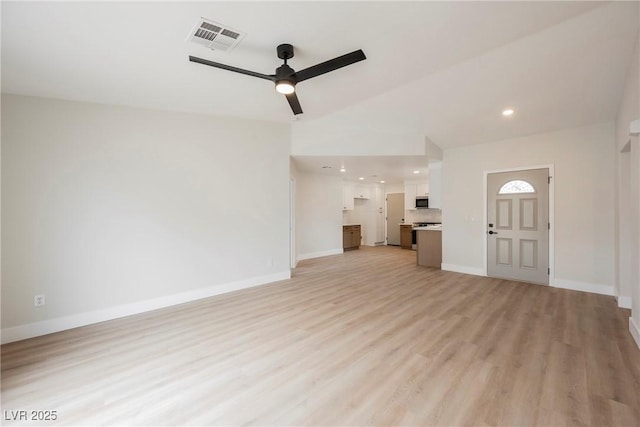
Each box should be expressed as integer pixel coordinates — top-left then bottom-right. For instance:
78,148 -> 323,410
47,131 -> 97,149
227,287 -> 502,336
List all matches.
415,196 -> 429,209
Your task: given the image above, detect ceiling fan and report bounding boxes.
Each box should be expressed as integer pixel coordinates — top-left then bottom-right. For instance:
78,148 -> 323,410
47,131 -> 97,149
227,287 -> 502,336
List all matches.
189,44 -> 366,115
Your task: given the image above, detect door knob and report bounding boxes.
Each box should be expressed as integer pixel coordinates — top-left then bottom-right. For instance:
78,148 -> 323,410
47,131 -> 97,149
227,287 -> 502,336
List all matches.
488,230 -> 498,235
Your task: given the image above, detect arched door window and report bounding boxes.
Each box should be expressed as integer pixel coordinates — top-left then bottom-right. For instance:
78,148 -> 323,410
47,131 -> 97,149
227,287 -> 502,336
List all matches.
498,180 -> 535,194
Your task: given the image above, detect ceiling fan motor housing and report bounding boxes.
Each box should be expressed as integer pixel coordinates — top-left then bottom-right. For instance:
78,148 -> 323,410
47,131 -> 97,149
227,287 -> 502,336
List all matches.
276,64 -> 295,81
277,43 -> 294,60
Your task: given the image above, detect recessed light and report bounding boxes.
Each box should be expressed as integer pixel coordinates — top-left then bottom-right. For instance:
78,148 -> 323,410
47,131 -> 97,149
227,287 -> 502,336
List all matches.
380,180 -> 385,184
359,177 -> 365,180
502,109 -> 514,116
413,170 -> 420,174
340,167 -> 346,172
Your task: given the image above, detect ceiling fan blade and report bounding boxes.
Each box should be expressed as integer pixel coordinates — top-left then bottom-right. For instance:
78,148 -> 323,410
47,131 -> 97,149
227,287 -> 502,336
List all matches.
189,56 -> 275,81
285,92 -> 303,115
295,49 -> 366,83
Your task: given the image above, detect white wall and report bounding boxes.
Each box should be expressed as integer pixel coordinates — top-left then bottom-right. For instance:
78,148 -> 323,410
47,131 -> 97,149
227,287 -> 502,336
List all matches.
291,105 -> 426,157
614,33 -> 640,346
1,94 -> 291,342
442,122 -> 616,293
385,183 -> 404,194
294,171 -> 343,260
405,209 -> 442,224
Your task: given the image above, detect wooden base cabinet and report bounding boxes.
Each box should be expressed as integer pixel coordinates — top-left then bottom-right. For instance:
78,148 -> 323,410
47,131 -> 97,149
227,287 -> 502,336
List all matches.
400,224 -> 413,249
417,230 -> 442,268
343,225 -> 361,251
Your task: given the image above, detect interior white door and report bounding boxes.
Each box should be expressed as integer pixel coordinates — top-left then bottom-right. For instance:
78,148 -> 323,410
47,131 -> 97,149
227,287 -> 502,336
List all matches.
386,193 -> 404,246
487,169 -> 549,284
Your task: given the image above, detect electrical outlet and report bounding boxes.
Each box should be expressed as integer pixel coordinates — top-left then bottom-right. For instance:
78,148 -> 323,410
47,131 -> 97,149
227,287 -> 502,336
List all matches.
267,257 -> 274,267
34,294 -> 45,307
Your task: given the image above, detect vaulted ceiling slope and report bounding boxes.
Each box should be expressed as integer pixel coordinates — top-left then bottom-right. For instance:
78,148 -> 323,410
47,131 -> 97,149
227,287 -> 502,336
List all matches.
2,1 -> 638,149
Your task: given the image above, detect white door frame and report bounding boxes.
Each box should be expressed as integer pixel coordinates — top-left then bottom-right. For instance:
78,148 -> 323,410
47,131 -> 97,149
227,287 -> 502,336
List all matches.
483,164 -> 555,284
289,176 -> 296,269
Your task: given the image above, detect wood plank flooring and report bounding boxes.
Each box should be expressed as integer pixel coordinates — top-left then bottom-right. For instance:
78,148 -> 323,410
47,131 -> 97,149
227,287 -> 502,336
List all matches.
2,246 -> 639,426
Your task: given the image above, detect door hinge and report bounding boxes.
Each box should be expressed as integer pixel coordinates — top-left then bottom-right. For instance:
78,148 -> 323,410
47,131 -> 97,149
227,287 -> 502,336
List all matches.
548,222 -> 550,230
548,268 -> 550,275
548,176 -> 552,184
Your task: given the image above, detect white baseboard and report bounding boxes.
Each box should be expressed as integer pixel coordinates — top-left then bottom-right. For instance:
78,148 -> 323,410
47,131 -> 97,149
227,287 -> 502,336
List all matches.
630,317 -> 640,350
438,267 -> 617,300
1,270 -> 291,345
617,295 -> 633,309
552,278 -> 614,296
297,248 -> 343,261
441,263 -> 485,277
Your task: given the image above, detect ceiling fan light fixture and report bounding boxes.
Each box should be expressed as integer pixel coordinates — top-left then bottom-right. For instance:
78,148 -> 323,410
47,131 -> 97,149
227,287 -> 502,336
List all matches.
275,80 -> 295,94
190,44 -> 366,116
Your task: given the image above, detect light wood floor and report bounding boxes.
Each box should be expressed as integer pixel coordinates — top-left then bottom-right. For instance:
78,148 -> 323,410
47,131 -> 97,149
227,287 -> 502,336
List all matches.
2,246 -> 639,426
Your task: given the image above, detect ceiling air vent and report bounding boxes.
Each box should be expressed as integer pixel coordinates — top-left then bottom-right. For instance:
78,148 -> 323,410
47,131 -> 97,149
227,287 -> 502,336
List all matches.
188,18 -> 245,53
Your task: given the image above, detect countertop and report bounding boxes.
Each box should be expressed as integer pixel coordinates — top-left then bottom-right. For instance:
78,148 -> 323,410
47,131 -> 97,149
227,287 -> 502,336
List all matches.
414,225 -> 442,231
399,223 -> 442,229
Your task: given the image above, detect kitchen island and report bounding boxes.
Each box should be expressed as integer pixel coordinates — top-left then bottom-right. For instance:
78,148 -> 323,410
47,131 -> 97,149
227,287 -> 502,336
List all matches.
415,225 -> 442,268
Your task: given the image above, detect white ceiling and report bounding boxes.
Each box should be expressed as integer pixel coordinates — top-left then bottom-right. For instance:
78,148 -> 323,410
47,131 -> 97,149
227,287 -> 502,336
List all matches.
2,1 -> 638,183
293,155 -> 430,184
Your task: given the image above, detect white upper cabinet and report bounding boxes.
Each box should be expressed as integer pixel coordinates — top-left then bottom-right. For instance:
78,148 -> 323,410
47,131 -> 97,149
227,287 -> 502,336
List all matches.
428,162 -> 442,209
374,185 -> 385,211
353,183 -> 370,199
416,182 -> 429,197
343,183 -> 354,211
343,181 -> 370,210
404,183 -> 418,210
374,185 -> 385,243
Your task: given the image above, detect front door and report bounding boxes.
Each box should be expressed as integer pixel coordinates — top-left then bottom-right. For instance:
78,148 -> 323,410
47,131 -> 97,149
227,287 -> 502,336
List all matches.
487,169 -> 549,284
